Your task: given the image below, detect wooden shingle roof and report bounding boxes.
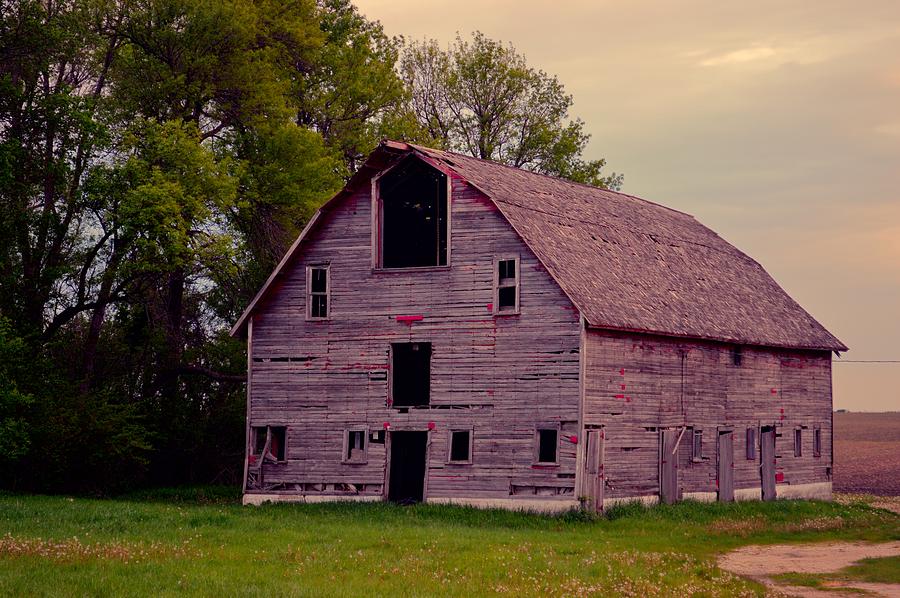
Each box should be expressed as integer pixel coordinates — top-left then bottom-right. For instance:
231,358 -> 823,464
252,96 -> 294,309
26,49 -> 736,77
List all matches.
411,143 -> 846,352
232,140 -> 846,352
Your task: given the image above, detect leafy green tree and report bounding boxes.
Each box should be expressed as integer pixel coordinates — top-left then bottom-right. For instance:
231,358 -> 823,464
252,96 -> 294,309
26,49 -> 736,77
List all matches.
401,32 -> 622,189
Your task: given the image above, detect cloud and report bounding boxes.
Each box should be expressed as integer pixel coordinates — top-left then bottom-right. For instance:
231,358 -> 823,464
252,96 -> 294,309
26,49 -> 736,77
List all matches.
700,45 -> 778,67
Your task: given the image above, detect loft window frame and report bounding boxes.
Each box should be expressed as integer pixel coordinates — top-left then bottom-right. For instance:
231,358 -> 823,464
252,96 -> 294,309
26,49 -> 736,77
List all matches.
305,264 -> 331,321
446,428 -> 474,465
342,426 -> 369,464
370,155 -> 453,272
534,424 -> 561,466
493,255 -> 521,315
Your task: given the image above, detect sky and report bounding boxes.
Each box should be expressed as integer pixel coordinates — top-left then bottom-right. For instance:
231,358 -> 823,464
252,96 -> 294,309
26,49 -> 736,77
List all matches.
354,0 -> 900,411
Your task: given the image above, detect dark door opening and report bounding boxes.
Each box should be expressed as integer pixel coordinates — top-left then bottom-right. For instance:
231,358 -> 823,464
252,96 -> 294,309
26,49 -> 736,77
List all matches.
717,430 -> 734,502
388,431 -> 428,504
760,425 -> 777,501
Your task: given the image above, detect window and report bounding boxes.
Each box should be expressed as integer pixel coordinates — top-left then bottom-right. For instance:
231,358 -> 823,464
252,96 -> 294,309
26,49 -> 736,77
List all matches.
251,425 -> 286,462
536,427 -> 559,464
794,428 -> 802,457
746,427 -> 757,460
494,257 -> 520,314
448,429 -> 472,464
307,266 -> 329,319
377,158 -> 448,269
731,346 -> 743,366
343,429 -> 367,463
813,427 -> 822,457
390,342 -> 432,407
691,428 -> 703,461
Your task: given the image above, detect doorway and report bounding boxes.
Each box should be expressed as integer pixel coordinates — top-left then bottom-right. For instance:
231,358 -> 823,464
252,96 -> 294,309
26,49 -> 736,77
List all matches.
387,431 -> 428,504
717,429 -> 734,502
760,425 -> 777,501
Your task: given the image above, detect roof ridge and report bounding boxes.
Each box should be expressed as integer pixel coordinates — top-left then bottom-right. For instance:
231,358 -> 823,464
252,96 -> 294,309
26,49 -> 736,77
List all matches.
407,142 -> 696,219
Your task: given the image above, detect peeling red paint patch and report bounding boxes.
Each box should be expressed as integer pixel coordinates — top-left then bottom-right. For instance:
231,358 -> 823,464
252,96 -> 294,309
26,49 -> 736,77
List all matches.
396,315 -> 423,324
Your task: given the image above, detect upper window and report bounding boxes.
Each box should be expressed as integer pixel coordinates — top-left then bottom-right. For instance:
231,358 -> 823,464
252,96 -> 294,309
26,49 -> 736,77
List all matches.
494,257 -> 520,314
377,158 -> 448,269
307,266 -> 329,319
390,342 -> 432,407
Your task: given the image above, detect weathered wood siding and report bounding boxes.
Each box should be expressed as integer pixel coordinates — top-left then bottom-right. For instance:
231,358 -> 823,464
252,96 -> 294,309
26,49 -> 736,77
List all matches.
248,167 -> 582,502
583,329 -> 832,500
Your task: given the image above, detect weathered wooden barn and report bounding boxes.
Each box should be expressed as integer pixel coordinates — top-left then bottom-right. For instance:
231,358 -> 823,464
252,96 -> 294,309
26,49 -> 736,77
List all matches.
231,140 -> 847,511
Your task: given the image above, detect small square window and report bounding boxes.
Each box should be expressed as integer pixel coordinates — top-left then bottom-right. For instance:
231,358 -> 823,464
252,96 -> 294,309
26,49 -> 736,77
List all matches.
494,257 -> 519,314
252,426 -> 286,462
448,430 -> 472,463
746,427 -> 757,460
344,429 -> 368,463
536,428 -> 558,464
813,427 -> 822,458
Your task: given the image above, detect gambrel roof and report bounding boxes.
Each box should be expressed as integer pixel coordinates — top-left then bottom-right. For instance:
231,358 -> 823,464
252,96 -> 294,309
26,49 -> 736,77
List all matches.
232,140 -> 846,352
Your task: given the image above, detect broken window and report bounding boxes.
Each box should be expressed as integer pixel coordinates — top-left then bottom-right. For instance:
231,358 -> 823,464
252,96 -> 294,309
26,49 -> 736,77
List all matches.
494,257 -> 520,314
344,429 -> 367,463
731,346 -> 743,366
813,427 -> 822,457
390,342 -> 432,407
307,266 -> 329,319
746,427 -> 757,460
377,158 -> 448,269
252,425 -> 286,462
536,428 -> 559,464
691,428 -> 703,461
448,429 -> 472,463
794,428 -> 802,457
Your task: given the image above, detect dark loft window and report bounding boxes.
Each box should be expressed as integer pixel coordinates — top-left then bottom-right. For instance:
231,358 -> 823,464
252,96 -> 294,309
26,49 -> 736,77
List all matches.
691,428 -> 703,461
746,427 -> 757,460
794,428 -> 802,457
391,342 -> 432,407
495,257 -> 519,313
345,429 -> 367,463
449,430 -> 471,463
307,266 -> 329,319
536,428 -> 558,464
378,158 -> 448,268
732,346 -> 743,366
252,425 -> 286,461
813,427 -> 822,457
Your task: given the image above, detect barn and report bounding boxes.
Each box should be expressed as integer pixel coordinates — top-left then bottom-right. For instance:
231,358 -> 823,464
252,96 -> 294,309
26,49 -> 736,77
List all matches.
231,140 -> 847,511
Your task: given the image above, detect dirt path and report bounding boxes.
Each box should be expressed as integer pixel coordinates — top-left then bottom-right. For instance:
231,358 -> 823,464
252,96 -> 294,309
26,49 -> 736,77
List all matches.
719,541 -> 900,597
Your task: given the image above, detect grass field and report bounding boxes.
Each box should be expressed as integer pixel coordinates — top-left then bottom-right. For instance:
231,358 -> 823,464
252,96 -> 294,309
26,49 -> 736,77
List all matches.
834,411 -> 900,496
1,489 -> 898,597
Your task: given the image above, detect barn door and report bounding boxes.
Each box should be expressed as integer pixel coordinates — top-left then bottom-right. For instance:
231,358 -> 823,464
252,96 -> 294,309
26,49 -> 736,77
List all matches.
717,429 -> 734,502
582,428 -> 605,513
659,429 -> 680,504
760,425 -> 777,501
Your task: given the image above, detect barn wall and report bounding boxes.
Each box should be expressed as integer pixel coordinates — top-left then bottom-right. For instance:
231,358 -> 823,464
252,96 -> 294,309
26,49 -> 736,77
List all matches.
247,167 -> 582,504
583,329 -> 833,501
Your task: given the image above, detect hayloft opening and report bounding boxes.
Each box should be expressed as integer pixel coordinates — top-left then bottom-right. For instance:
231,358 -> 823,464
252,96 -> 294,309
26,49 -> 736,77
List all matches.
378,158 -> 448,269
391,342 -> 432,407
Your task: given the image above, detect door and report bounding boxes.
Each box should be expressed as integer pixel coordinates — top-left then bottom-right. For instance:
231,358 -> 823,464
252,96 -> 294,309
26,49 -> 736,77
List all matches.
582,428 -> 605,513
659,429 -> 680,504
717,430 -> 734,502
387,431 -> 428,504
760,425 -> 776,501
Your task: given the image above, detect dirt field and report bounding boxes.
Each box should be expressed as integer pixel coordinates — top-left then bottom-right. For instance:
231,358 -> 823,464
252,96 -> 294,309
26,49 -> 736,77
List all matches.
834,412 -> 900,496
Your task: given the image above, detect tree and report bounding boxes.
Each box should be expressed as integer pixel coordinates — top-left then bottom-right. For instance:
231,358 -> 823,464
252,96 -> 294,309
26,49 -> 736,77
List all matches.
400,32 -> 622,189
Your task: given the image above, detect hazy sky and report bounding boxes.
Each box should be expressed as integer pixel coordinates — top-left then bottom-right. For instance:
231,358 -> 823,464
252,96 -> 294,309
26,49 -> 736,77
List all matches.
355,0 -> 900,411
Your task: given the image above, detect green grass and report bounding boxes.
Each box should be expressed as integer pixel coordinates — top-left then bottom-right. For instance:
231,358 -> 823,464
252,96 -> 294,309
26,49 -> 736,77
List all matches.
774,554 -> 900,590
0,490 -> 897,597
